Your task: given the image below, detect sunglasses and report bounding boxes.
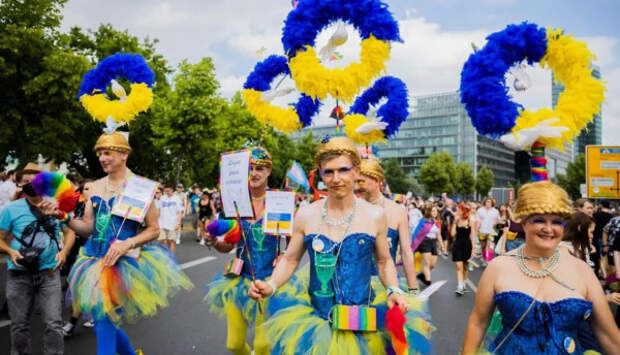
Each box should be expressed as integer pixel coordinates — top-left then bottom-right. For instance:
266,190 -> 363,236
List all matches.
320,166 -> 353,179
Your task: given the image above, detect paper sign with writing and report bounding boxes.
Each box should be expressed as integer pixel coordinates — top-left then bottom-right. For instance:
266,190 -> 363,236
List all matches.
111,174 -> 158,223
220,150 -> 254,218
263,190 -> 295,235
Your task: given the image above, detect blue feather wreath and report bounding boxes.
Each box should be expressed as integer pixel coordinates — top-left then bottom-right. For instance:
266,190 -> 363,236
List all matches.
77,53 -> 155,98
282,0 -> 402,57
459,22 -> 547,136
348,76 -> 409,138
243,55 -> 321,128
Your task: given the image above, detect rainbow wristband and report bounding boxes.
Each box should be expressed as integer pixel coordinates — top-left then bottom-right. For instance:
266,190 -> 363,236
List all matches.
58,212 -> 71,223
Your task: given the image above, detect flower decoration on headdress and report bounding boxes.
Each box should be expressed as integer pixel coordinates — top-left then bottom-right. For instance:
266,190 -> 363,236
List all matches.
282,0 -> 401,103
78,53 -> 155,124
242,55 -> 321,133
343,76 -> 409,145
460,22 -> 605,181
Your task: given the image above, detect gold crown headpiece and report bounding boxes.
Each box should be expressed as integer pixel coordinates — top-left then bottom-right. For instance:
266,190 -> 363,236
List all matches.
360,158 -> 385,182
514,181 -> 572,219
315,135 -> 361,168
250,146 -> 272,168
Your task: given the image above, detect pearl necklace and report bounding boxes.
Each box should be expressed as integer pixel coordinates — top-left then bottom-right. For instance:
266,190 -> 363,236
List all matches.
517,246 -> 560,278
322,198 -> 356,227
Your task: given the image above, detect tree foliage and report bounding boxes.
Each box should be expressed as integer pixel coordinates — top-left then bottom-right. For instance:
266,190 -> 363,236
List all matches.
418,152 -> 452,196
476,165 -> 494,198
455,162 -> 475,197
381,158 -> 414,193
556,153 -> 585,199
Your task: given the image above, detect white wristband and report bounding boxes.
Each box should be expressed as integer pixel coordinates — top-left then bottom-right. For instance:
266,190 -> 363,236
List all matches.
266,279 -> 279,295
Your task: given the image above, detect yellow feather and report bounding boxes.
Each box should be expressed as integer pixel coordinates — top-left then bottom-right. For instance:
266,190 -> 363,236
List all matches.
242,89 -> 303,133
289,36 -> 390,103
343,113 -> 386,145
80,83 -> 153,123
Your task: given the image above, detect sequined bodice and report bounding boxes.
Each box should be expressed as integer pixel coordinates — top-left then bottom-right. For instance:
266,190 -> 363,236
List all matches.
386,227 -> 399,261
304,233 -> 375,319
84,196 -> 141,257
490,291 -> 593,354
236,219 -> 278,279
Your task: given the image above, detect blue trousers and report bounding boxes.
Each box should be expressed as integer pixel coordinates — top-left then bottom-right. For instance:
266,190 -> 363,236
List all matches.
94,317 -> 136,355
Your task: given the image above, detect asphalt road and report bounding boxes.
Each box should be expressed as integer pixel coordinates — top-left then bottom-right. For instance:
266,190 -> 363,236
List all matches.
0,227 -> 484,355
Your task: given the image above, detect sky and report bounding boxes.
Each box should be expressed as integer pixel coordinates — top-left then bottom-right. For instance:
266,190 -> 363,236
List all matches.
61,0 -> 620,145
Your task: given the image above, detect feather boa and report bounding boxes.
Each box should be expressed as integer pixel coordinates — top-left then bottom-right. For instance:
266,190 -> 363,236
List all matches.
344,76 -> 409,144
243,55 -> 320,133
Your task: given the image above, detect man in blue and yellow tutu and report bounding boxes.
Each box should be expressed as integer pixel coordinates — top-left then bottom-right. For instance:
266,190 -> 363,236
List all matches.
205,146 -> 293,355
45,128 -> 193,355
250,136 -> 434,354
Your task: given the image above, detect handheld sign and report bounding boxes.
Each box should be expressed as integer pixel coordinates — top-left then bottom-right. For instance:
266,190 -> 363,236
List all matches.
220,150 -> 254,219
111,174 -> 158,223
264,190 -> 295,235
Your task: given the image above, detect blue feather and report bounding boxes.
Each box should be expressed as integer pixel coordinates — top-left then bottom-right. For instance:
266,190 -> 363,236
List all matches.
282,0 -> 402,57
244,55 -> 321,127
459,22 -> 547,136
348,76 -> 409,138
77,53 -> 155,99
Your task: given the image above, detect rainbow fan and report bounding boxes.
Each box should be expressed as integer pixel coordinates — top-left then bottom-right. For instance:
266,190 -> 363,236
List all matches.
385,306 -> 408,355
31,172 -> 80,213
206,219 -> 241,244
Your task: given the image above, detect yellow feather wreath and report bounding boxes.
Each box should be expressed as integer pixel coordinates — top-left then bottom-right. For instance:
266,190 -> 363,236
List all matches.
79,83 -> 153,123
242,89 -> 303,134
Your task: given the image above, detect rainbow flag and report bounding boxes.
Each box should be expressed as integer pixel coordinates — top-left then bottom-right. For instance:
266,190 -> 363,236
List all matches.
329,51 -> 344,61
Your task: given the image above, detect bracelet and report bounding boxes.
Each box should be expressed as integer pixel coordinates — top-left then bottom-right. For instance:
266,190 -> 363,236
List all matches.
387,286 -> 405,297
408,287 -> 419,294
266,279 -> 279,295
58,212 -> 71,223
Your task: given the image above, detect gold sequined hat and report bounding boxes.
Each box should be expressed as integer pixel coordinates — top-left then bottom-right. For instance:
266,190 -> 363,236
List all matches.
250,147 -> 272,168
514,181 -> 572,219
315,136 -> 361,168
360,158 -> 385,182
94,131 -> 132,153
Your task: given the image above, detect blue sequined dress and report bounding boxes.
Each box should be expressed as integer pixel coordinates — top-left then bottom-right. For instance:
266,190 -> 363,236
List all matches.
68,196 -> 193,324
262,233 -> 435,354
487,291 -> 596,354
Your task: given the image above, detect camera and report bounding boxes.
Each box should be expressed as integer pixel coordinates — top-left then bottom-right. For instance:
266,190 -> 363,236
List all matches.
17,246 -> 43,271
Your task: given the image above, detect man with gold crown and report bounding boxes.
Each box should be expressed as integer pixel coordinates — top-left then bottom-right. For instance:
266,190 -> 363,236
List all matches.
356,157 -> 420,294
249,135 -> 434,354
38,53 -> 193,355
205,146 -> 293,355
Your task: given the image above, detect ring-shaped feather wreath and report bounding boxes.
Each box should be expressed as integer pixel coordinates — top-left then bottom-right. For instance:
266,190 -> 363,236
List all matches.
282,0 -> 401,103
343,76 -> 409,145
78,53 -> 155,123
242,55 -> 321,133
460,22 -> 605,149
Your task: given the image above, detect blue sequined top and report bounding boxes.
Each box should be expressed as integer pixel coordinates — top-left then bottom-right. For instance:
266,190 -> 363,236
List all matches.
236,219 -> 278,279
303,233 -> 376,319
490,291 -> 594,354
83,196 -> 141,257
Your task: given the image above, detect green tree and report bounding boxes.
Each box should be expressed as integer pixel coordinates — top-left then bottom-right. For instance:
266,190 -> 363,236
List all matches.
151,58 -> 226,186
381,158 -> 413,193
0,0 -> 91,169
435,152 -> 458,195
294,132 -> 320,175
455,162 -> 475,198
476,165 -> 494,198
556,153 -> 585,199
418,153 -> 450,196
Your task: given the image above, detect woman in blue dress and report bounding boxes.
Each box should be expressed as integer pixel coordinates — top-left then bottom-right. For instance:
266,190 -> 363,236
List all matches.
249,136 -> 434,354
462,181 -> 620,354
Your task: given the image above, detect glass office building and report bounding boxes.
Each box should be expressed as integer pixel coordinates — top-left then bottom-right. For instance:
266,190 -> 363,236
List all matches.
291,91 -> 517,187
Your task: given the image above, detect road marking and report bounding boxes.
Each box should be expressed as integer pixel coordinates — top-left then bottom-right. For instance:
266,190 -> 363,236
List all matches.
0,320 -> 10,329
465,278 -> 478,293
180,256 -> 216,270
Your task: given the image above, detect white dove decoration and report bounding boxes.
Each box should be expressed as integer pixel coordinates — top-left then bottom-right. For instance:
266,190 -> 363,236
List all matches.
260,87 -> 295,102
355,120 -> 389,134
319,21 -> 348,62
508,63 -> 532,92
110,79 -> 128,103
499,118 -> 568,150
103,116 -> 127,134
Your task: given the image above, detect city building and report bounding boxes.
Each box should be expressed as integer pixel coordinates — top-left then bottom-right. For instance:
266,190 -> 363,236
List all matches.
291,91 -> 517,188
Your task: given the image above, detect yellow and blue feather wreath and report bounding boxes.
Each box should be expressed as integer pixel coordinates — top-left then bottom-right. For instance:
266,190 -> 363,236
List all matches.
242,55 -> 321,133
282,0 -> 401,103
343,76 -> 409,145
78,53 -> 154,123
460,22 -> 605,149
